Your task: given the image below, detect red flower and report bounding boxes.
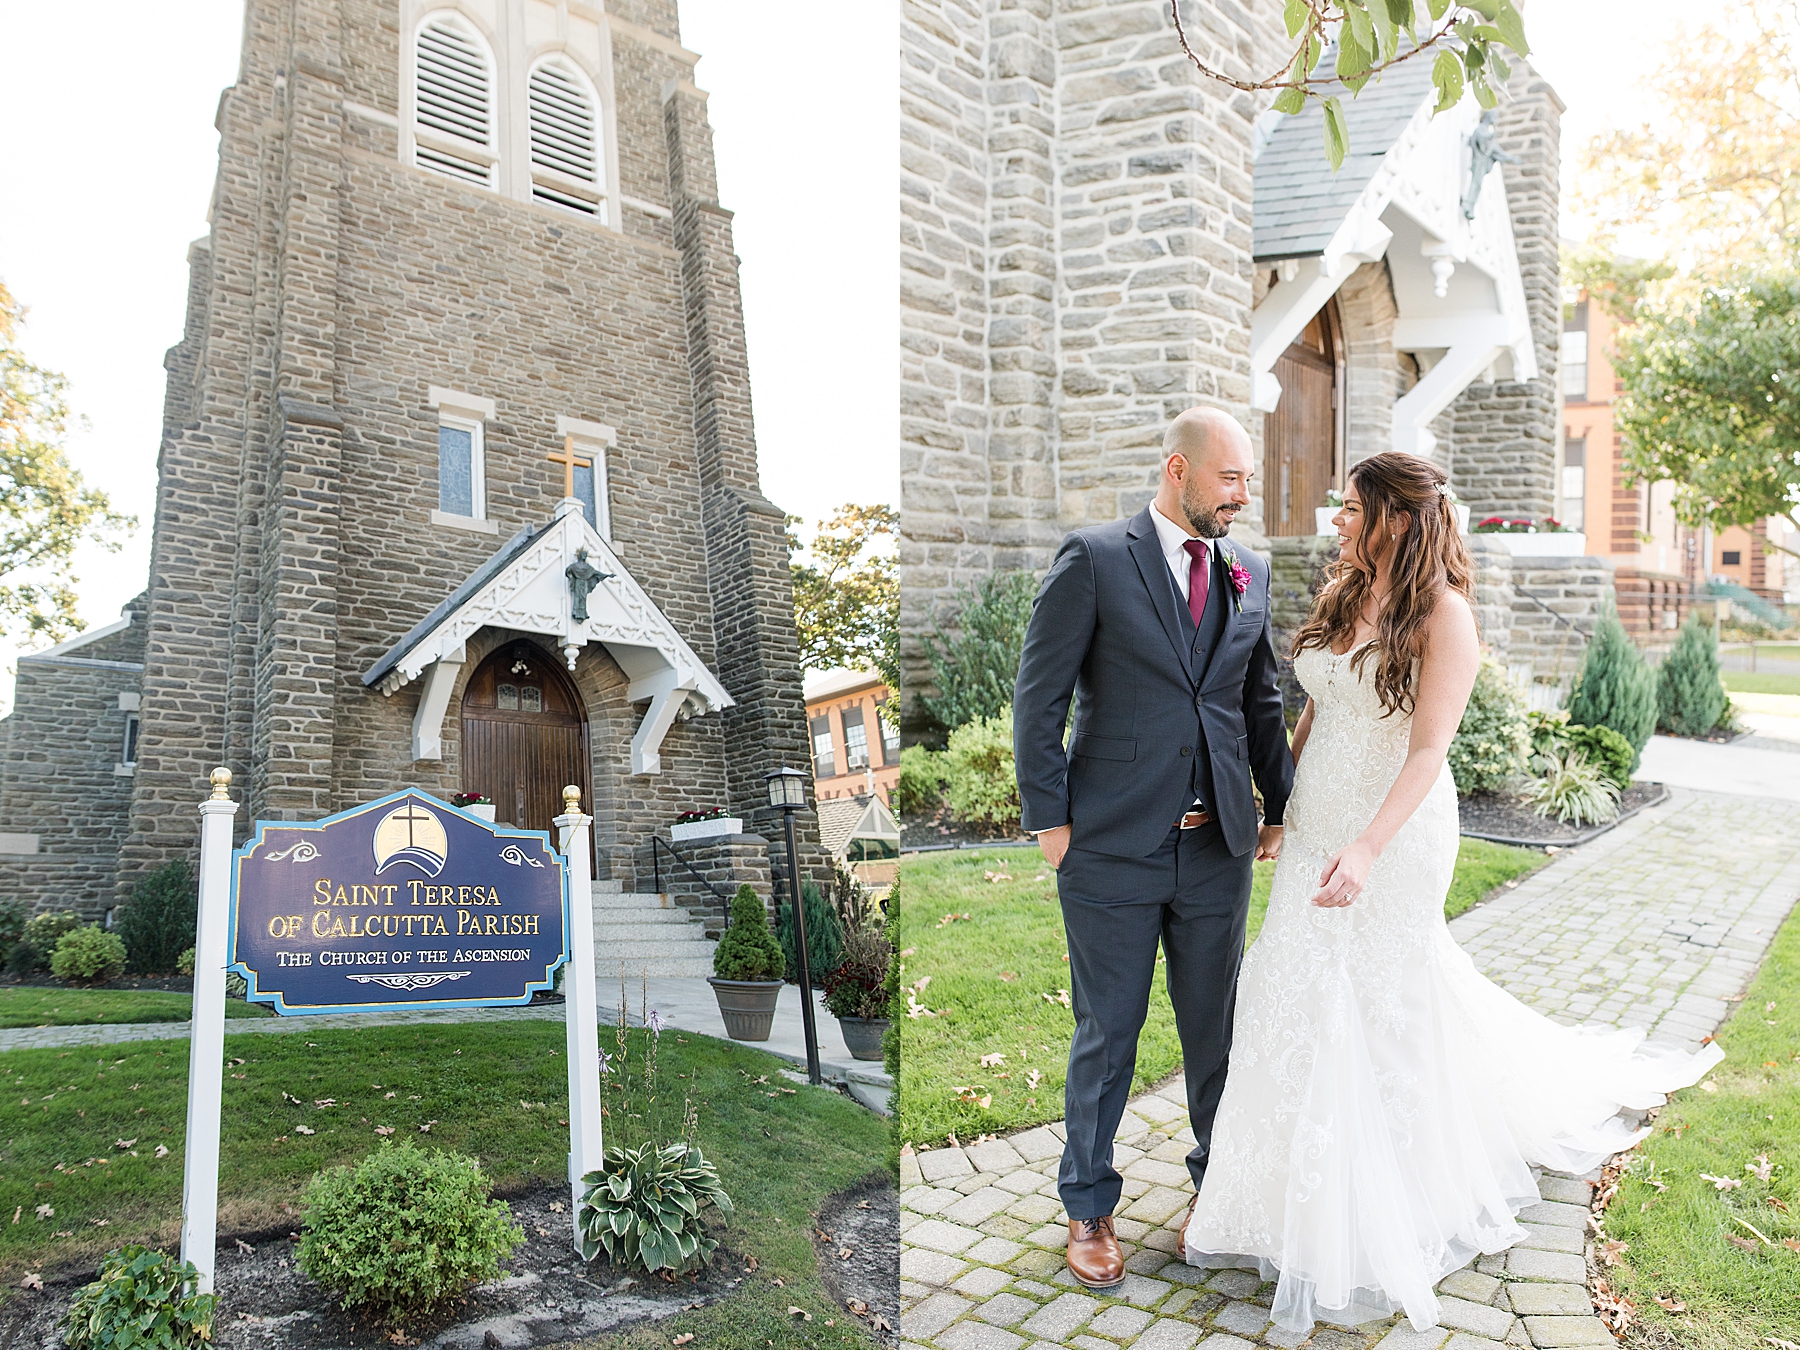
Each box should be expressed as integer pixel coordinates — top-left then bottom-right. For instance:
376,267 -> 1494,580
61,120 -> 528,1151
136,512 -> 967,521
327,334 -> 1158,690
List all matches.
1221,546 -> 1252,612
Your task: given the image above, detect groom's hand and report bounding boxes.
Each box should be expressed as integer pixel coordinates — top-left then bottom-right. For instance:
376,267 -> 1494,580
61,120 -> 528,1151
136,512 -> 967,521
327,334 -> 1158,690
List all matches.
1035,825 -> 1072,870
1254,824 -> 1283,860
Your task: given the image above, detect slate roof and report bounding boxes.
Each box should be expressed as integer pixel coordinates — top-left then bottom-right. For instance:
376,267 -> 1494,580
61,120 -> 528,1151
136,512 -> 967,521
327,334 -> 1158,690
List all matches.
362,517 -> 555,688
1253,53 -> 1437,261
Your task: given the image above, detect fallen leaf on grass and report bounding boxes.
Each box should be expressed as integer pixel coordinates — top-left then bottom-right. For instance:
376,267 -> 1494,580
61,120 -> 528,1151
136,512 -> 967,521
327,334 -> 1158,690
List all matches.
1598,1238 -> 1628,1267
549,1201 -> 565,1213
34,1205 -> 53,1220
419,1121 -> 437,1133
787,1306 -> 811,1321
236,1239 -> 254,1254
1699,1080 -> 1718,1093
934,913 -> 970,929
980,1053 -> 1006,1068
836,1246 -> 853,1261
313,1098 -> 336,1108
384,1091 -> 396,1099
1654,1295 -> 1687,1313
1730,1235 -> 1761,1252
672,1336 -> 695,1347
21,1273 -> 42,1290
294,1125 -> 315,1136
1747,1155 -> 1773,1183
1700,1173 -> 1742,1190
745,1256 -> 758,1272
846,1298 -> 868,1316
374,1126 -> 395,1137
1041,989 -> 1071,1008
9,1207 -> 17,1225
282,1093 -> 302,1105
997,971 -> 1017,982
1770,1197 -> 1791,1214
1784,1238 -> 1800,1252
113,1138 -> 135,1151
154,1145 -> 169,1158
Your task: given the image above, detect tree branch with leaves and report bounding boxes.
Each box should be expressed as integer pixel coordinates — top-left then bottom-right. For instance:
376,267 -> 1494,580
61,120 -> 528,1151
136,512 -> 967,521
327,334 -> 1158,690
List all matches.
1168,0 -> 1529,168
787,503 -> 898,693
0,282 -> 134,644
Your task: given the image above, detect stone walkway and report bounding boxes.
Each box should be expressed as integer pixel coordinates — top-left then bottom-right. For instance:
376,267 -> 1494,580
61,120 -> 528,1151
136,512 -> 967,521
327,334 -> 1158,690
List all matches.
900,783 -> 1800,1350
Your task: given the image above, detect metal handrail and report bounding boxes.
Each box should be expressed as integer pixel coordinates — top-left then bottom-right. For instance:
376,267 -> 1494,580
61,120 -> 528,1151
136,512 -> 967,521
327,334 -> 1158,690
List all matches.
649,834 -> 732,929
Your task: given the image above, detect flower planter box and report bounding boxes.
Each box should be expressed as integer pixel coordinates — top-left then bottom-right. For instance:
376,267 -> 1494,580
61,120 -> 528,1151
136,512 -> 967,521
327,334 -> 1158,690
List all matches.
464,804 -> 497,823
671,817 -> 743,843
707,976 -> 782,1041
836,1015 -> 890,1062
1485,531 -> 1588,557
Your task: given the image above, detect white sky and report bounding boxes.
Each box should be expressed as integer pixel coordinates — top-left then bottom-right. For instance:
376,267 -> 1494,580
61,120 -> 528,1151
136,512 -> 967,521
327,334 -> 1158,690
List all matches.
0,0 -> 895,700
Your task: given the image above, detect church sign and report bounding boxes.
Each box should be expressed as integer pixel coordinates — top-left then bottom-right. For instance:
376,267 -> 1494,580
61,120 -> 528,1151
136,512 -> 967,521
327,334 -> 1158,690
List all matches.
228,789 -> 568,1014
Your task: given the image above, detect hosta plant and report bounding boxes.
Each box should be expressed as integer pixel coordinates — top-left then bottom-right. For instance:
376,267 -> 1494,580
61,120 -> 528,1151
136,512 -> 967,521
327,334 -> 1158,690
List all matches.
1526,747 -> 1621,827
62,1245 -> 217,1349
576,1140 -> 733,1274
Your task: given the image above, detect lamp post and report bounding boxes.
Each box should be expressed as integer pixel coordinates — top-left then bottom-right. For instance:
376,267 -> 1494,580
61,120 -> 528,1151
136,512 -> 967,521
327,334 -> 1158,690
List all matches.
765,766 -> 821,1085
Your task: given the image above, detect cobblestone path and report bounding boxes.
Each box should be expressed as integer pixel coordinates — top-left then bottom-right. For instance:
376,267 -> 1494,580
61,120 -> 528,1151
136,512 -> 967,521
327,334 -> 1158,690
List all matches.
900,785 -> 1800,1350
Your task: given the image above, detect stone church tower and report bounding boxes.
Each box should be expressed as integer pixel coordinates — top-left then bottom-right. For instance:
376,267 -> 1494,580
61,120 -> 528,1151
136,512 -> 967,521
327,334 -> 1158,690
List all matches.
0,0 -> 818,931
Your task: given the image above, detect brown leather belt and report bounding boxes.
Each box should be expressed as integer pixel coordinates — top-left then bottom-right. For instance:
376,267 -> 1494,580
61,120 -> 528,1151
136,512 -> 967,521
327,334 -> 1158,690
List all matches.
1177,810 -> 1212,830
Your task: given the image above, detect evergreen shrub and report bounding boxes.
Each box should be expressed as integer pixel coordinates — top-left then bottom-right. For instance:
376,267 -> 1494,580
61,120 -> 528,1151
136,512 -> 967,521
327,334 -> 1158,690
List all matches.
944,706 -> 1021,831
1567,604 -> 1658,770
919,571 -> 1038,736
114,860 -> 197,975
297,1141 -> 522,1325
1447,657 -> 1530,795
1657,615 -> 1729,736
777,880 -> 844,985
894,744 -> 948,818
0,898 -> 25,970
1567,723 -> 1635,789
51,926 -> 127,984
7,909 -> 80,974
62,1245 -> 216,1349
710,885 -> 784,982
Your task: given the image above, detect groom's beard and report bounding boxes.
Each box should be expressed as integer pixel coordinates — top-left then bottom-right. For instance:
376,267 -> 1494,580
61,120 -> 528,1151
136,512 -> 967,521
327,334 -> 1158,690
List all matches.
1181,497 -> 1238,539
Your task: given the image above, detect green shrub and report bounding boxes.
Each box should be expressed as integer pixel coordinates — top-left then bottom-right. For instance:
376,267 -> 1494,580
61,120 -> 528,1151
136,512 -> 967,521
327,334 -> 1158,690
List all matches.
176,946 -> 195,977
1657,615 -> 1729,736
1448,657 -> 1531,795
822,924 -> 895,1020
297,1141 -> 522,1325
576,1140 -> 733,1274
0,898 -> 25,970
894,744 -> 948,818
1526,747 -> 1622,826
944,705 -> 1022,830
7,909 -> 81,974
777,880 -> 844,985
62,1244 -> 217,1349
710,885 -> 784,982
114,860 -> 197,975
919,571 -> 1039,736
1567,604 -> 1658,771
50,926 -> 127,985
1567,723 -> 1635,789
1526,708 -> 1570,759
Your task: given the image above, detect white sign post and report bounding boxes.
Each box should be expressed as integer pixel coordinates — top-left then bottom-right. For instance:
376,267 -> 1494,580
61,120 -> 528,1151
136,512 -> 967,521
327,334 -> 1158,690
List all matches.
554,785 -> 605,1237
180,768 -> 239,1293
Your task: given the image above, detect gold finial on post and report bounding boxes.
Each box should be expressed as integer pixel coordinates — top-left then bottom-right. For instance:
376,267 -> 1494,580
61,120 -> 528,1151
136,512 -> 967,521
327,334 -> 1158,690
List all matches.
562,784 -> 582,812
209,767 -> 232,800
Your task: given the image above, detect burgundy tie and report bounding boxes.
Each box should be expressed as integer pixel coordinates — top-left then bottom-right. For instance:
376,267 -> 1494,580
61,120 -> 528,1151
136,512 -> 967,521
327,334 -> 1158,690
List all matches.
1183,539 -> 1210,627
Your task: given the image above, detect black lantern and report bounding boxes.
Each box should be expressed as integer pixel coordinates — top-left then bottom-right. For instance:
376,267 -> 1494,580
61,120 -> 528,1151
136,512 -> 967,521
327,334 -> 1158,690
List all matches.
764,766 -> 821,1085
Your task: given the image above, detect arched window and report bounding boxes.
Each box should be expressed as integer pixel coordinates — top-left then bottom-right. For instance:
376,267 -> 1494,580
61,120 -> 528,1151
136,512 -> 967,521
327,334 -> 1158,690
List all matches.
527,57 -> 602,216
412,13 -> 496,188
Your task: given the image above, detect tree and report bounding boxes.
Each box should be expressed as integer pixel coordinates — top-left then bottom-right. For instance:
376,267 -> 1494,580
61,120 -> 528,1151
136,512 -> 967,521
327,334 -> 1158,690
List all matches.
1561,246 -> 1674,324
787,503 -> 897,691
0,281 -> 133,643
1566,604 -> 1659,773
918,571 -> 1039,738
1612,266 -> 1800,562
1168,0 -> 1530,169
1577,11 -> 1800,267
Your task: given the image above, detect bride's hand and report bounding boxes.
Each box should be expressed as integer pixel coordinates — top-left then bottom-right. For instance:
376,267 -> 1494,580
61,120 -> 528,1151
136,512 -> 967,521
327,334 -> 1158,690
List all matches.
1309,839 -> 1375,907
1255,825 -> 1283,860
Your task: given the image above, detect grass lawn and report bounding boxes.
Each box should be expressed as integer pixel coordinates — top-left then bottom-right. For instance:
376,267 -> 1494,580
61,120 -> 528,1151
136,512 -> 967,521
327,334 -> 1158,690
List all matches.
0,1021 -> 887,1347
897,836 -> 1544,1147
1602,904 -> 1800,1348
1725,671 -> 1800,697
0,988 -> 273,1028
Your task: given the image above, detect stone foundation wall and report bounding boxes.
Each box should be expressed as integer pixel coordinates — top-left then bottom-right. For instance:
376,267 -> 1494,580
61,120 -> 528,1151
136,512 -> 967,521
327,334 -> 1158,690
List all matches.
637,832 -> 774,938
1508,555 -> 1615,689
1468,535 -> 1515,663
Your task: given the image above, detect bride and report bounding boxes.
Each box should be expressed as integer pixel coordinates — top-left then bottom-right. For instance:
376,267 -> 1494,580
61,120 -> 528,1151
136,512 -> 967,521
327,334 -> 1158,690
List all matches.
1180,451 -> 1720,1333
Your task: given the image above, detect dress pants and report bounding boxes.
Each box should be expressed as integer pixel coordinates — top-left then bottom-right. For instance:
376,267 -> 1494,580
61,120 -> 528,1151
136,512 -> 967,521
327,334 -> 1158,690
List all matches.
1054,820 -> 1253,1220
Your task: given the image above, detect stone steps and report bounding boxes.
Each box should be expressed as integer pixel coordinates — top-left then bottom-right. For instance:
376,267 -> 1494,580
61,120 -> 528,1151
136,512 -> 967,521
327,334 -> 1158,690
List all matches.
589,886 -> 717,980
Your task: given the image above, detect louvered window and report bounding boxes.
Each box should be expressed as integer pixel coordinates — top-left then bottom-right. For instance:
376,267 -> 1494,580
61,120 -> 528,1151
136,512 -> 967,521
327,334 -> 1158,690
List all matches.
413,15 -> 495,187
528,59 -> 601,215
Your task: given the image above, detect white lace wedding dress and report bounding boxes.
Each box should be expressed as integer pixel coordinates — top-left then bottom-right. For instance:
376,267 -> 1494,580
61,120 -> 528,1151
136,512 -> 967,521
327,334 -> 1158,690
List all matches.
1182,642 -> 1722,1333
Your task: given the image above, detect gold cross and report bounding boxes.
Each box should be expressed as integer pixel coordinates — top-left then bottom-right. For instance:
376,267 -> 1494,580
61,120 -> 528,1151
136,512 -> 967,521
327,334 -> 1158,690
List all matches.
395,802 -> 434,848
546,435 -> 592,500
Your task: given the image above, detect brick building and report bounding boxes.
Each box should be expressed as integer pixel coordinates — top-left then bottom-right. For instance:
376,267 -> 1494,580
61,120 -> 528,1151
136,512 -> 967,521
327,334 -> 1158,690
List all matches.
0,0 -> 820,922
804,668 -> 900,807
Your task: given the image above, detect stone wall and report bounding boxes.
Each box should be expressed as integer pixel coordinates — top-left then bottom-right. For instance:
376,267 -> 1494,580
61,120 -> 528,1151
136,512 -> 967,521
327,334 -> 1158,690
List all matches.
1508,555 -> 1615,690
1467,535 -> 1515,663
636,832 -> 774,938
1268,535 -> 1340,724
1448,61 -> 1564,519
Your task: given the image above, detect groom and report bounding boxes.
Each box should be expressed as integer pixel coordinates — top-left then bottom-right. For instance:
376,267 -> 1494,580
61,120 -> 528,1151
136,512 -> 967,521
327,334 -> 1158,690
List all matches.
1013,406 -> 1294,1289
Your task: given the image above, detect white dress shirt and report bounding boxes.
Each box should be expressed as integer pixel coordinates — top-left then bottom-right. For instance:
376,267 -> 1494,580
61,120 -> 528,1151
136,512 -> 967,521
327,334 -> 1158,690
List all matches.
1150,502 -> 1211,604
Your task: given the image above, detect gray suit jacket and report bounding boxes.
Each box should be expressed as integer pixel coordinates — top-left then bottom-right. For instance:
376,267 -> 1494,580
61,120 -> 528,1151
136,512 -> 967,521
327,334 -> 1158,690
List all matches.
1013,507 -> 1294,859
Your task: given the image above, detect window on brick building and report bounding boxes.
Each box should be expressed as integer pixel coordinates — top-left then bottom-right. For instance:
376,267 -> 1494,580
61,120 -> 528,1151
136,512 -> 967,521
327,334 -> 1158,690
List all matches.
842,706 -> 870,770
412,13 -> 497,188
121,714 -> 139,767
876,695 -> 899,762
810,715 -> 835,779
1561,438 -> 1585,531
1723,550 -> 1742,566
528,58 -> 605,220
1562,301 -> 1588,400
436,414 -> 484,518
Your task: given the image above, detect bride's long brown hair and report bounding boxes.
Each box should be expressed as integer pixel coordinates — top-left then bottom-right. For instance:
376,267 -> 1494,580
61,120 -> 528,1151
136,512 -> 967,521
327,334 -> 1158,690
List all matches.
1292,452 -> 1476,716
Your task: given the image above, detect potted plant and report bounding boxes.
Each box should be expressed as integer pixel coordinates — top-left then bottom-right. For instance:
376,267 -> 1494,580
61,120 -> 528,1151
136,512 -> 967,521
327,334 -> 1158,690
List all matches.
707,884 -> 786,1041
820,924 -> 894,1061
671,806 -> 743,842
452,792 -> 496,823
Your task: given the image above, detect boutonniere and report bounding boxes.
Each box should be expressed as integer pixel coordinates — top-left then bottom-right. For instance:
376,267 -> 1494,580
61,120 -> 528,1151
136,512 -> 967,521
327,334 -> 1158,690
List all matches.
1220,545 -> 1252,613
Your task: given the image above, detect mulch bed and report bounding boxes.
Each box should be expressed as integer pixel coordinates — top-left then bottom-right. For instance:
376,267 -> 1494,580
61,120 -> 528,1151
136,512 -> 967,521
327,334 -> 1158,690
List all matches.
811,1174 -> 899,1347
1,973 -> 198,992
1458,782 -> 1670,848
0,1187 -> 733,1349
899,805 -> 1030,854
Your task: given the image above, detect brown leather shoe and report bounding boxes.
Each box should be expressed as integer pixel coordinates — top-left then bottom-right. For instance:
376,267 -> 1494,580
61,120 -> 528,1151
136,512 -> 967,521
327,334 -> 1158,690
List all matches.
1066,1216 -> 1125,1290
1174,1193 -> 1199,1261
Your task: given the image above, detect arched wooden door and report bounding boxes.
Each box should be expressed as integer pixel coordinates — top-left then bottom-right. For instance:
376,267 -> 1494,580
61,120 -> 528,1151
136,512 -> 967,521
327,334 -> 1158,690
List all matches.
460,641 -> 592,836
1263,301 -> 1343,537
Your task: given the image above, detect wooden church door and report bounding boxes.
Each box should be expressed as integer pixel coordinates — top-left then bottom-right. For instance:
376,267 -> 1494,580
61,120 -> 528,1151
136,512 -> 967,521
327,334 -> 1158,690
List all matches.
1263,302 -> 1343,537
460,642 -> 592,836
